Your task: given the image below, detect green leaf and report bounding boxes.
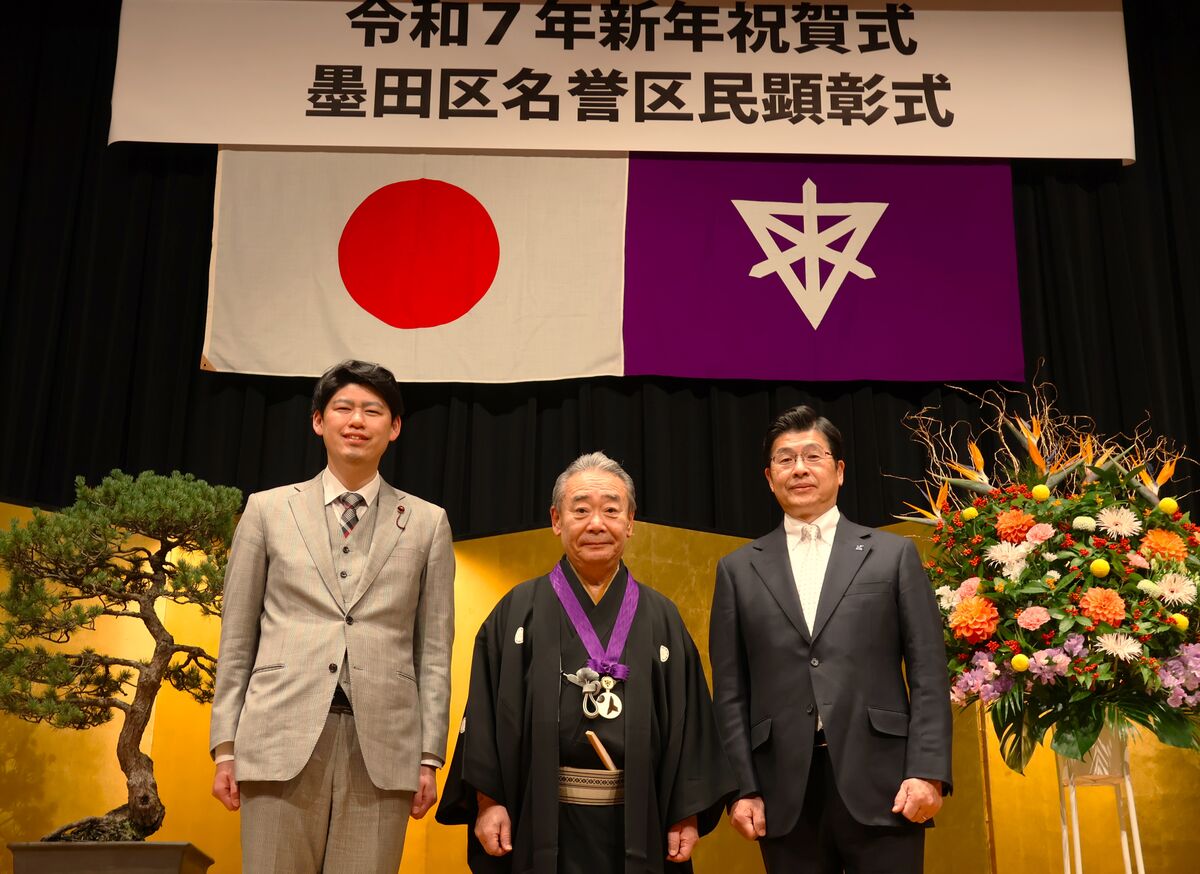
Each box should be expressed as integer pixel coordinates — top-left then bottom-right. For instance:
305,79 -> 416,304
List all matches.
946,478 -> 995,494
1051,711 -> 1105,760
1150,707 -> 1200,749
991,691 -> 1039,773
1048,461 -> 1083,488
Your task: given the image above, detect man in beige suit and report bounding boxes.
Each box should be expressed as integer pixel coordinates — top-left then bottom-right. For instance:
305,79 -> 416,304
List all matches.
210,360 -> 455,873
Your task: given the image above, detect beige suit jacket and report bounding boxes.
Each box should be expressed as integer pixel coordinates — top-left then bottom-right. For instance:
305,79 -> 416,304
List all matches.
209,474 -> 455,791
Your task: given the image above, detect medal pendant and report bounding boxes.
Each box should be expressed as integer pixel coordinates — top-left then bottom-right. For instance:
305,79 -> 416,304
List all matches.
582,692 -> 601,720
594,690 -> 623,719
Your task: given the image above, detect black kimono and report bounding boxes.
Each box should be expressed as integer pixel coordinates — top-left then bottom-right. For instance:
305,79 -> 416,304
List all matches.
436,559 -> 735,874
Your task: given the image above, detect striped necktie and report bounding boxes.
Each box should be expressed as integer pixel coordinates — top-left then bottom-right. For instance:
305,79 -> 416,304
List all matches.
338,492 -> 366,538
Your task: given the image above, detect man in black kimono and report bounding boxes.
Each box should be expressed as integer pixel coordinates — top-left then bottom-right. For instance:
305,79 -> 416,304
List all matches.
436,451 -> 735,874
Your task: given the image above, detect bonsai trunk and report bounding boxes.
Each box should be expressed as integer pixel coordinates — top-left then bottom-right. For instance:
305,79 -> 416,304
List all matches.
117,667 -> 166,836
43,637 -> 171,840
41,662 -> 166,842
114,604 -> 176,837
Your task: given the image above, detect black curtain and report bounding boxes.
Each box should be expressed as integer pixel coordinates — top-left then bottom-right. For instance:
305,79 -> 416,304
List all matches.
2,2 -> 1197,540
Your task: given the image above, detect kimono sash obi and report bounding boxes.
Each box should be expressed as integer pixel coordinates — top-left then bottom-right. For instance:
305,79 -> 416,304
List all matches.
557,766 -> 625,806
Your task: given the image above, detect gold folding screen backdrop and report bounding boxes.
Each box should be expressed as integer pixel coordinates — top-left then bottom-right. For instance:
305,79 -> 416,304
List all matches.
1,502 -> 1198,874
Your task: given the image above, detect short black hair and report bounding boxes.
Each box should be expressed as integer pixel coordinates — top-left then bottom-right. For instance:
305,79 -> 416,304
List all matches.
763,405 -> 843,466
311,360 -> 405,419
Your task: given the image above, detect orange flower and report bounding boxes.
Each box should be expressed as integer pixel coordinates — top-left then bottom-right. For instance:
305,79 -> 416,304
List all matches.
1080,587 -> 1126,627
1139,528 -> 1189,562
995,508 -> 1036,544
949,595 -> 1000,643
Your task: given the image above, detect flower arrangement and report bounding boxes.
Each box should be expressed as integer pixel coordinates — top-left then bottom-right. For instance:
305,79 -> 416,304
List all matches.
899,387 -> 1200,772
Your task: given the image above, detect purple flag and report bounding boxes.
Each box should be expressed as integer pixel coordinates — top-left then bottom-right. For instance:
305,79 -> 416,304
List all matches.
622,155 -> 1022,381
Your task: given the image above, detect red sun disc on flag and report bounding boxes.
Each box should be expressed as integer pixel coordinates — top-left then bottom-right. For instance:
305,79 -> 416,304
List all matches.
338,179 -> 500,329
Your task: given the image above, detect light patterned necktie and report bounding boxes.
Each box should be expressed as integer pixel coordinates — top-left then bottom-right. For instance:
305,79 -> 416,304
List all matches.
338,492 -> 366,538
795,523 -> 823,631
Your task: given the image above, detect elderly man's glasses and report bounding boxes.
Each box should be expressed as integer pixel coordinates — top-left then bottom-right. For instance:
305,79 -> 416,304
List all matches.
770,448 -> 834,469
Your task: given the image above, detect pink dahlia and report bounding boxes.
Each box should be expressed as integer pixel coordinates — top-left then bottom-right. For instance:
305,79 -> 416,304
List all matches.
1025,523 -> 1056,545
1017,606 -> 1052,631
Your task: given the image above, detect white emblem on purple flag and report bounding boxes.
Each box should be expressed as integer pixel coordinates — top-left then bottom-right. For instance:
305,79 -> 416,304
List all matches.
733,179 -> 888,330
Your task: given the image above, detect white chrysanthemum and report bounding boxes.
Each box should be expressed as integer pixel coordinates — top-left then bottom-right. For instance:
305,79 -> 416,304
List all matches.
935,585 -> 957,611
1095,633 -> 1143,662
1157,573 -> 1198,607
1072,516 -> 1097,532
1045,570 -> 1062,581
986,542 -> 1031,568
1136,579 -> 1162,597
1096,505 -> 1142,538
985,542 -> 1030,578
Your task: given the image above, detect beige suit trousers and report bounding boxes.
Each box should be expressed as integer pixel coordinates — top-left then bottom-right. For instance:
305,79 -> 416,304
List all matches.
240,712 -> 413,874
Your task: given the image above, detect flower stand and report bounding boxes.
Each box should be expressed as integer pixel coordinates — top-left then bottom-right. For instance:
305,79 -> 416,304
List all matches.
1054,728 -> 1145,874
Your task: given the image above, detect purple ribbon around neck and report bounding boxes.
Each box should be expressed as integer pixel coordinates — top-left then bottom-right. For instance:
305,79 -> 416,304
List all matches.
549,563 -> 640,681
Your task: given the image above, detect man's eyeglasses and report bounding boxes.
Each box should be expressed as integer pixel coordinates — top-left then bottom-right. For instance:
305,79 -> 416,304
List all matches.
770,449 -> 834,469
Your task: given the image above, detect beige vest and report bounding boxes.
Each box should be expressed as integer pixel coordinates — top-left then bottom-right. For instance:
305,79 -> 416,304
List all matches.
325,498 -> 376,704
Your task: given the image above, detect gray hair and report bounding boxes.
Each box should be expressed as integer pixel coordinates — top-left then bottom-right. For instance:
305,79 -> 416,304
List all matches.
551,451 -> 637,513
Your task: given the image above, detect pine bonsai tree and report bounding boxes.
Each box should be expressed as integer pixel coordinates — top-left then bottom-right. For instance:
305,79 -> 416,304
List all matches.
0,470 -> 242,841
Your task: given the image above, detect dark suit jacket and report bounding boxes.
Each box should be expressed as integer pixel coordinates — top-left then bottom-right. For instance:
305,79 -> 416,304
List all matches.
709,516 -> 952,836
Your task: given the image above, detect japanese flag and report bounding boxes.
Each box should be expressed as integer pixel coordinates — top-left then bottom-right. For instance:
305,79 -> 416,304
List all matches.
204,148 -> 627,381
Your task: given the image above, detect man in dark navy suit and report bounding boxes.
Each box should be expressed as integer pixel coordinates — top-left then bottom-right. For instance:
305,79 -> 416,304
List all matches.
709,405 -> 952,874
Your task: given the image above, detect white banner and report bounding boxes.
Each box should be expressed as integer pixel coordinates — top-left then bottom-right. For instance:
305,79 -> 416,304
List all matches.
112,0 -> 1134,161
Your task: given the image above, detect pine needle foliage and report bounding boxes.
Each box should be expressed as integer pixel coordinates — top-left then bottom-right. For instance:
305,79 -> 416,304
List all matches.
0,470 -> 241,840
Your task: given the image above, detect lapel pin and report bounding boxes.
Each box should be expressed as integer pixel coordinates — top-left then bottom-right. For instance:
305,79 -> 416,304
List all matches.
855,544 -> 864,551
396,505 -> 407,528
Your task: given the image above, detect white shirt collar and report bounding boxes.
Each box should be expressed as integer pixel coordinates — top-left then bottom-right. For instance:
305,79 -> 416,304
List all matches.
321,468 -> 382,507
784,505 -> 840,546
